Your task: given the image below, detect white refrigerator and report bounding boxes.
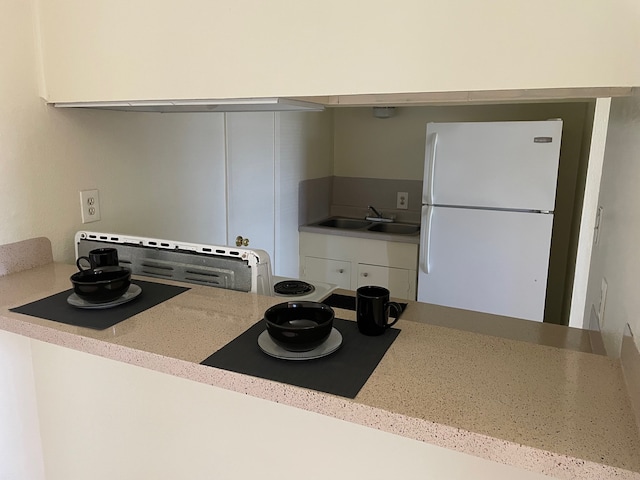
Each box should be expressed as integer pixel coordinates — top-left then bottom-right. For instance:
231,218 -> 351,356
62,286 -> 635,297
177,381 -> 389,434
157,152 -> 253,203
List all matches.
417,120 -> 563,322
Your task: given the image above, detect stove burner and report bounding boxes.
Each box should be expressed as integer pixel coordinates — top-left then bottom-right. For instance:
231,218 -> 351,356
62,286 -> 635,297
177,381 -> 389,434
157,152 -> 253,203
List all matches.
274,280 -> 316,297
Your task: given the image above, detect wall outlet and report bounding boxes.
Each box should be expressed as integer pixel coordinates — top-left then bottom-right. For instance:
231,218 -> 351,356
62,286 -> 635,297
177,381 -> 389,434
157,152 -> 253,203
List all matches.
80,189 -> 101,223
397,192 -> 408,210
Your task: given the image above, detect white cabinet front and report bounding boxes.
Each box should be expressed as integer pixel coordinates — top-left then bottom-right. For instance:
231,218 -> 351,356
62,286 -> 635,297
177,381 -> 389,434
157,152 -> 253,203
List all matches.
226,112 -> 275,258
303,256 -> 351,289
299,232 -> 418,300
357,264 -> 414,300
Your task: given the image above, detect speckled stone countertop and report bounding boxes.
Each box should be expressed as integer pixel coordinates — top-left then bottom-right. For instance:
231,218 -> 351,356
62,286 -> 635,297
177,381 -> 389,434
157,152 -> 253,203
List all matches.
1,263 -> 639,480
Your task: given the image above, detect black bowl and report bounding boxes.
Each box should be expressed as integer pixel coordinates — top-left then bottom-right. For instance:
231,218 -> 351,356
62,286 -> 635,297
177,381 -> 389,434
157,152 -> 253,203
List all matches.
264,301 -> 335,352
70,266 -> 132,303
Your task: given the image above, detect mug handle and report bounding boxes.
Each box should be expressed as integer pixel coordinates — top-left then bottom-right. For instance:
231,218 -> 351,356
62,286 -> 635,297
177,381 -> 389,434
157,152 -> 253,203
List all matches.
386,301 -> 403,328
76,256 -> 92,271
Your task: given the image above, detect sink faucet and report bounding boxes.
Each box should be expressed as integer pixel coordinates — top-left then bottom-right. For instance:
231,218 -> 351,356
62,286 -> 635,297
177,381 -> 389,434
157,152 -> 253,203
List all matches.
366,205 -> 394,223
368,205 -> 384,218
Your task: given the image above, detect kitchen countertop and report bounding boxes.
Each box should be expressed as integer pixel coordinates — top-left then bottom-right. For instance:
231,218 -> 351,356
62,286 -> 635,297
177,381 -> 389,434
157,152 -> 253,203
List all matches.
1,263 -> 639,479
298,218 -> 421,244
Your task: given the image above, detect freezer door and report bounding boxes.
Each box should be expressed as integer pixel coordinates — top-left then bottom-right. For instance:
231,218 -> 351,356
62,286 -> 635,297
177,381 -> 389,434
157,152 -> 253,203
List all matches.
418,206 -> 553,321
423,120 -> 562,211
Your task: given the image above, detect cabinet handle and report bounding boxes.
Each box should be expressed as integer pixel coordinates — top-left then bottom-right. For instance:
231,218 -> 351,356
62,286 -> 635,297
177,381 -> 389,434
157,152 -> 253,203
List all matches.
362,272 -> 369,277
424,132 -> 438,205
420,206 -> 432,274
338,269 -> 344,274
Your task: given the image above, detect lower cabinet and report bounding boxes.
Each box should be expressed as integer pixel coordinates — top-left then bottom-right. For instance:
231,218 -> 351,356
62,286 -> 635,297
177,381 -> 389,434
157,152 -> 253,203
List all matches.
304,256 -> 352,289
356,263 -> 416,300
299,232 -> 418,300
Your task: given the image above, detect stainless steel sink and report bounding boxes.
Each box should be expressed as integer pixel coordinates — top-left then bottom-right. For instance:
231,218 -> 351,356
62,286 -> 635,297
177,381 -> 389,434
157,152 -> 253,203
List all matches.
311,217 -> 420,236
315,218 -> 371,229
367,223 -> 420,235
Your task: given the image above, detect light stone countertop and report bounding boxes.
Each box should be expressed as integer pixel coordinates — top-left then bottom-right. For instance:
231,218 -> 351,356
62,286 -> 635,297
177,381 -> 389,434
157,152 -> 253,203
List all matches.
1,263 -> 639,480
298,220 -> 421,244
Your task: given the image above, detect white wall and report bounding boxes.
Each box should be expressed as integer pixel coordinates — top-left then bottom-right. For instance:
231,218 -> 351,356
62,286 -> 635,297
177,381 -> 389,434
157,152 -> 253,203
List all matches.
0,330 -> 45,480
568,99 -> 611,329
29,340 -> 551,480
277,111 -> 334,276
0,0 -> 230,264
333,104 -> 588,179
35,0 -> 640,102
1,0 -> 334,277
583,94 -> 640,355
78,112 -> 228,247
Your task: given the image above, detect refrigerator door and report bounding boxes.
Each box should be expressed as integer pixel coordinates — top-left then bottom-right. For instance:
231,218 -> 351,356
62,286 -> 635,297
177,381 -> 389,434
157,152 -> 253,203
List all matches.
423,120 -> 562,211
418,206 -> 553,321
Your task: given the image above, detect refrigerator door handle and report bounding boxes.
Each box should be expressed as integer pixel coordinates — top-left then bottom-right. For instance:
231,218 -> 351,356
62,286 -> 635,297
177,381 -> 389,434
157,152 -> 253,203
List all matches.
423,132 -> 438,205
419,205 -> 433,274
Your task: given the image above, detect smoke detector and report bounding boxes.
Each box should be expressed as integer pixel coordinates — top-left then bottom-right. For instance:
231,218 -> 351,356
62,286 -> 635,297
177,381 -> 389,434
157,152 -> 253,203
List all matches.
372,106 -> 396,119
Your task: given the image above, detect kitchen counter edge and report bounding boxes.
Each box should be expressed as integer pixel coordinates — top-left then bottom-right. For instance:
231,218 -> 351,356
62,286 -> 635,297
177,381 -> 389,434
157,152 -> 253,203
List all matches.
298,223 -> 420,244
0,263 -> 638,480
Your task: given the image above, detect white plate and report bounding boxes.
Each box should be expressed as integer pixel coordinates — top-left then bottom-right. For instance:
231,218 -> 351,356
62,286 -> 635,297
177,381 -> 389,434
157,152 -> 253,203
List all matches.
67,284 -> 142,309
258,327 -> 342,361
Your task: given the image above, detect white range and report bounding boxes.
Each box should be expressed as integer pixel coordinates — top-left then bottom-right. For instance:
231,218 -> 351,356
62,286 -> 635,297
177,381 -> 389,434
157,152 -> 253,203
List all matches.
75,231 -> 336,303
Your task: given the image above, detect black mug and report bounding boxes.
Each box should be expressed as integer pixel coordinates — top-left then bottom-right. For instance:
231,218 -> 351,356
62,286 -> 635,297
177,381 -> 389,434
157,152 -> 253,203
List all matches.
76,248 -> 119,271
356,286 -> 402,336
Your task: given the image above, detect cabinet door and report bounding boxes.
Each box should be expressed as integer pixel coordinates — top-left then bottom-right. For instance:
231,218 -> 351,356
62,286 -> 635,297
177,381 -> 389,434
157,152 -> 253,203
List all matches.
226,112 -> 275,260
357,263 -> 413,300
302,256 -> 351,289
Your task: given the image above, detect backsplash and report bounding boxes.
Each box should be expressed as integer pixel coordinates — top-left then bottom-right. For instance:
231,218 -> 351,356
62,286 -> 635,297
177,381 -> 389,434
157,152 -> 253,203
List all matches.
299,176 -> 422,226
298,177 -> 333,226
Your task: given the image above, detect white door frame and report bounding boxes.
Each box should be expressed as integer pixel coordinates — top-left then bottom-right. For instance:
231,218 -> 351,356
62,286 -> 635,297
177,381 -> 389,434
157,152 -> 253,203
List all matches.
568,97 -> 611,328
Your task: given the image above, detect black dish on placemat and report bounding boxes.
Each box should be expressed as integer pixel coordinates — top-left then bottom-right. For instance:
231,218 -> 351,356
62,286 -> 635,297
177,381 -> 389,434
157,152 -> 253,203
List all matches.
264,301 -> 335,352
67,284 -> 142,309
70,266 -> 131,303
258,327 -> 343,360
322,293 -> 407,318
10,280 -> 189,330
201,318 -> 400,399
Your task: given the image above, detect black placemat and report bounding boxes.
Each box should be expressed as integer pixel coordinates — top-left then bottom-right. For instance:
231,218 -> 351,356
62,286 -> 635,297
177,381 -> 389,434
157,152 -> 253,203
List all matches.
322,294 -> 407,318
201,318 -> 400,399
10,280 -> 190,330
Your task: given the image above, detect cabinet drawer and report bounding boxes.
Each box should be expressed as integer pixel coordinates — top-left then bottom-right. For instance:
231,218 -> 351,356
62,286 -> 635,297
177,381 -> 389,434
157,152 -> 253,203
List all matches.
302,256 -> 351,289
357,263 -> 413,300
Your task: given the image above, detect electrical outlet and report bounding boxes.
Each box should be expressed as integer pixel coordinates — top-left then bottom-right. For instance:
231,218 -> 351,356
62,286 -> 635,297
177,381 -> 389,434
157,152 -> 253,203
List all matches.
598,277 -> 608,327
80,189 -> 101,223
397,192 -> 408,210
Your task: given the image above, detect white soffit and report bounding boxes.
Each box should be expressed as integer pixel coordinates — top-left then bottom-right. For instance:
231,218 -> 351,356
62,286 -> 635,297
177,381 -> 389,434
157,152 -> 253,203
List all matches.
52,98 -> 325,112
